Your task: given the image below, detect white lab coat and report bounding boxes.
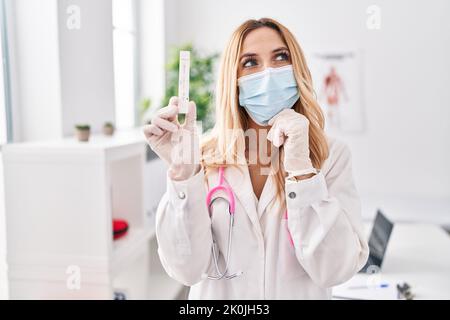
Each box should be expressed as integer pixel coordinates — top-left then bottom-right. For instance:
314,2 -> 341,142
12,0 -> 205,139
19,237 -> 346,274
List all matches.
155,135 -> 369,299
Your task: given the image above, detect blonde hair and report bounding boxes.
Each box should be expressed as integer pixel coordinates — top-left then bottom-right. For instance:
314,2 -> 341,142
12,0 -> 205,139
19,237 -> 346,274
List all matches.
201,18 -> 329,212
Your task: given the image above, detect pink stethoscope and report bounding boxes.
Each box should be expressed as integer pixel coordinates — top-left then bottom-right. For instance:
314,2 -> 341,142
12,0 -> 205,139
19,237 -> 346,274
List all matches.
205,166 -> 294,280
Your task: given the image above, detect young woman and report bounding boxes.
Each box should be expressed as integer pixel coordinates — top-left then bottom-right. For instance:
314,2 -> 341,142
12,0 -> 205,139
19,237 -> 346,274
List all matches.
143,18 -> 369,299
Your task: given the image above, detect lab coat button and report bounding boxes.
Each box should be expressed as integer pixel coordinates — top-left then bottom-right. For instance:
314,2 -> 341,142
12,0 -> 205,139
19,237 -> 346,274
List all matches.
178,191 -> 186,199
288,191 -> 296,199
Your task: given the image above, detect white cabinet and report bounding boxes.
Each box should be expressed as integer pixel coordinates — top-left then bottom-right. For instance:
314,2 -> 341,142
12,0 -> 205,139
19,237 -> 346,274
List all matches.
2,129 -> 185,299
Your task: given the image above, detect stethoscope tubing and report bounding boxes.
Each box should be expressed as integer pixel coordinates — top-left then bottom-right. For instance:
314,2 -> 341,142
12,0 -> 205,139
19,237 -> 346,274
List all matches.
205,166 -> 294,280
206,167 -> 241,280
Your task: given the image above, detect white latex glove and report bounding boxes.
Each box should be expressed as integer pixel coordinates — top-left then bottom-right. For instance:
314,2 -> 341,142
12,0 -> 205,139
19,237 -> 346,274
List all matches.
142,96 -> 200,181
267,108 -> 316,179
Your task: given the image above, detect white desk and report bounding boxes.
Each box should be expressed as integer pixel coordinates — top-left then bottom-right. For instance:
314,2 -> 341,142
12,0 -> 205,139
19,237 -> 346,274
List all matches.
333,223 -> 450,300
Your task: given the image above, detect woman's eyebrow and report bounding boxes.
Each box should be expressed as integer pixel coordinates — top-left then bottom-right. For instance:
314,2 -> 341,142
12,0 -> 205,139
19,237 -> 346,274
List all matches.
272,46 -> 289,53
239,52 -> 257,61
239,46 -> 289,60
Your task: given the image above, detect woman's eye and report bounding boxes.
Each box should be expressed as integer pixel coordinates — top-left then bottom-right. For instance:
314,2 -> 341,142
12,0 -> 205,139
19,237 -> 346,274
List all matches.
243,59 -> 257,68
275,52 -> 289,61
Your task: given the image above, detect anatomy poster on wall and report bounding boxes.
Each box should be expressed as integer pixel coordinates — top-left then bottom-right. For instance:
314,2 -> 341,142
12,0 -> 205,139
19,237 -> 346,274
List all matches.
309,51 -> 365,134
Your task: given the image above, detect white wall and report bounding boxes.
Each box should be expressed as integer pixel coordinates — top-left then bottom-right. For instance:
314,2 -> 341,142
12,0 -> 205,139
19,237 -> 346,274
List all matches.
165,0 -> 450,200
138,0 -> 166,112
9,0 -> 116,141
0,152 -> 6,299
163,0 -> 180,57
10,0 -> 62,141
57,0 -> 115,136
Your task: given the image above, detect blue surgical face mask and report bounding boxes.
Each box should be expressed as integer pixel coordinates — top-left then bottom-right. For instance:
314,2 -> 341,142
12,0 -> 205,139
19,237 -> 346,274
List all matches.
238,64 -> 300,126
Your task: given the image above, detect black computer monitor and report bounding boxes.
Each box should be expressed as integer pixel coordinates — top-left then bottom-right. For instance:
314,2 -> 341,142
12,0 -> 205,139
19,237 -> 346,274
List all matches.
359,210 -> 394,273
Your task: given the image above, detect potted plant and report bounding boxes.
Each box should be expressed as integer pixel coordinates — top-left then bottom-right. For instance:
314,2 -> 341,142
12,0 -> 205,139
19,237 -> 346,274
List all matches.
75,124 -> 91,142
103,122 -> 115,136
140,43 -> 219,130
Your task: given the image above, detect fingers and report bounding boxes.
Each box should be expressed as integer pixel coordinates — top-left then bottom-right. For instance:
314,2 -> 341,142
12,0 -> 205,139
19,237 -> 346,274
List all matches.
154,96 -> 180,123
267,109 -> 308,147
273,127 -> 286,147
268,108 -> 295,126
149,97 -> 196,137
168,96 -> 179,106
157,104 -> 179,121
142,124 -> 163,138
268,110 -> 290,147
152,116 -> 179,132
183,101 -> 197,129
147,96 -> 182,136
267,125 -> 285,147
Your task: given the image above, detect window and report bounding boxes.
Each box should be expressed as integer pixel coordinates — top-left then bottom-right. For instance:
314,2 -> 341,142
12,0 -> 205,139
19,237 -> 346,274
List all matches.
0,0 -> 11,144
112,0 -> 138,129
0,0 -> 10,300
0,45 -> 6,144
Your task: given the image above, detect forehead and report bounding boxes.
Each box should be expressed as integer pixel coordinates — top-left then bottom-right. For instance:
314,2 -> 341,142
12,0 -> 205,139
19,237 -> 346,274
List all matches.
241,27 -> 286,53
